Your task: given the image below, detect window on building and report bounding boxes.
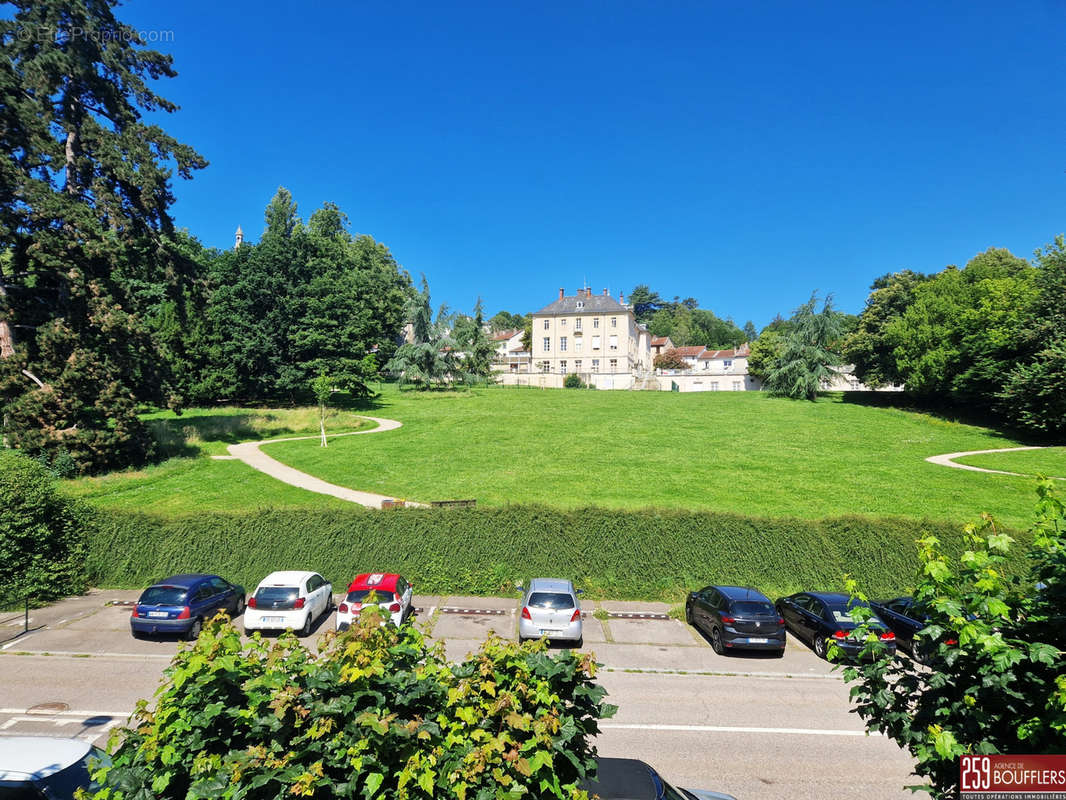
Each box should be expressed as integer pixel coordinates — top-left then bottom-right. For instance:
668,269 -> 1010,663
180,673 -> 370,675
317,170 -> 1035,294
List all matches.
560,360 -> 567,373
541,361 -> 550,373
560,318 -> 566,326
702,362 -> 709,370
711,382 -> 719,391
575,337 -> 583,352
732,381 -> 741,391
592,359 -> 600,372
575,360 -> 582,371
609,358 -> 618,371
542,337 -> 550,352
611,317 -> 617,327
608,335 -> 618,350
510,363 -> 518,373
575,318 -> 582,330
560,336 -> 567,352
593,318 -> 600,329
592,335 -> 601,349
724,359 -> 733,369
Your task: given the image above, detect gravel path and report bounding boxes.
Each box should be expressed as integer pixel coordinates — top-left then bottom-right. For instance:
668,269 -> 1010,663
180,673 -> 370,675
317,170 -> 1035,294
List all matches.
222,416 -> 425,508
924,446 -> 1054,477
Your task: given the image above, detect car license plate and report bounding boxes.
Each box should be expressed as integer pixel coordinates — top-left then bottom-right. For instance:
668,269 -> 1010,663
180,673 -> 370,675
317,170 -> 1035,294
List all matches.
148,611 -> 168,618
748,637 -> 768,644
263,616 -> 284,623
539,629 -> 560,635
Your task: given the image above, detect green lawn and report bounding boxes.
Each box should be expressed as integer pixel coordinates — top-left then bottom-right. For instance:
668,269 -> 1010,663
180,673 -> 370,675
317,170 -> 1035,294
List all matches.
250,385 -> 1046,529
61,407 -> 373,512
62,388 -> 1051,527
954,447 -> 1066,478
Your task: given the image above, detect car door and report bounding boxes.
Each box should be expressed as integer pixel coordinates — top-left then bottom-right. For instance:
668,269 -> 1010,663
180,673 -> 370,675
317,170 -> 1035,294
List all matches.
209,577 -> 234,615
694,589 -> 714,630
778,595 -> 800,631
304,576 -> 320,618
190,584 -> 214,621
793,595 -> 821,643
396,577 -> 412,619
890,599 -> 924,649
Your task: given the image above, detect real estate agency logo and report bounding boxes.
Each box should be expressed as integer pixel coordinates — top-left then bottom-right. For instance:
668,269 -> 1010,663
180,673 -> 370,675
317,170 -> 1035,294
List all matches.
960,754 -> 1066,799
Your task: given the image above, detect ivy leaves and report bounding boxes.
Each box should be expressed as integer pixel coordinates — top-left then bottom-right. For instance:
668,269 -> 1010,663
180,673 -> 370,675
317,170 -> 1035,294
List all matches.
90,615 -> 614,800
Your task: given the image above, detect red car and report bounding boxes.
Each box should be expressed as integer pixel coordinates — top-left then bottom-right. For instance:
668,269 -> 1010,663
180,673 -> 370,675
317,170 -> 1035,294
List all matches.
335,573 -> 414,629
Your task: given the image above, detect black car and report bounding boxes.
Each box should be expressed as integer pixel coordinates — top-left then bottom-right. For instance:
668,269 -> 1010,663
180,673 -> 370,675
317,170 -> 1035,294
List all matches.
775,591 -> 896,660
871,596 -> 958,663
685,584 -> 786,655
580,757 -> 737,800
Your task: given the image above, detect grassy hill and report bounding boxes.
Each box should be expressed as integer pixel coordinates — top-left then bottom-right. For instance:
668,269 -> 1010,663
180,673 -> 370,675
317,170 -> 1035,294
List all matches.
62,384 -> 1049,529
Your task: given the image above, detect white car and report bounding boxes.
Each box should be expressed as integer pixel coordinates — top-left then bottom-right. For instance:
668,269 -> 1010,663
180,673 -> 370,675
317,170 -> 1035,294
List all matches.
244,570 -> 332,637
335,572 -> 414,630
0,736 -> 108,798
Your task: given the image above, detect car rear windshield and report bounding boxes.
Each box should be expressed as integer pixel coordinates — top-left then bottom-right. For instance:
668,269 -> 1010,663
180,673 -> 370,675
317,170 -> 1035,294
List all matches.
139,586 -> 187,605
346,589 -> 393,604
255,587 -> 299,608
732,601 -> 775,615
827,600 -> 868,624
528,592 -> 575,609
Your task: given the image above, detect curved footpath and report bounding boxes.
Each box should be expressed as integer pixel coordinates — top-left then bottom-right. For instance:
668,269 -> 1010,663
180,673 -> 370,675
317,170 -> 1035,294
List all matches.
219,416 -> 425,509
924,446 -> 1064,479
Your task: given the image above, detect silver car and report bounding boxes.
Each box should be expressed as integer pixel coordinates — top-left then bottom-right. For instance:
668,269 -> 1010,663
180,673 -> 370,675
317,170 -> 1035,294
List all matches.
518,578 -> 583,644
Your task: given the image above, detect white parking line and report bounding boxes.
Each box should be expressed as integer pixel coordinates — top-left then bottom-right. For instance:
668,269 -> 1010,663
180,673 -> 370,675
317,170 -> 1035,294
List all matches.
600,723 -> 878,737
0,708 -> 131,717
0,648 -> 171,659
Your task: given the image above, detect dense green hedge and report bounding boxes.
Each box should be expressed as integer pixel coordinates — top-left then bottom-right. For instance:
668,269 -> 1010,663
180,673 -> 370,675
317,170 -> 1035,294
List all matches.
85,506 -> 1029,601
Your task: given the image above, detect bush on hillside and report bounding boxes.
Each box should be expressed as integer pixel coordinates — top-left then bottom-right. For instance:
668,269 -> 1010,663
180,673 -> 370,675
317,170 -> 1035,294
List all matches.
91,612 -> 615,799
84,506 -> 1016,601
563,373 -> 586,389
0,450 -> 89,607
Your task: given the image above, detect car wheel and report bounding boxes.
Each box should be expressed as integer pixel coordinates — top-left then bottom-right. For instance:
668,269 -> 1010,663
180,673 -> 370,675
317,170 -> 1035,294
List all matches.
911,644 -> 927,665
814,635 -> 828,659
234,597 -> 246,617
710,627 -> 725,655
185,617 -> 203,641
684,603 -> 693,625
300,613 -> 312,637
773,647 -> 785,658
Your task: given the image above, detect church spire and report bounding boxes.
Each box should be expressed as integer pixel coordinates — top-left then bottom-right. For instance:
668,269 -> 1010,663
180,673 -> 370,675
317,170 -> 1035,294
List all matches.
235,225 -> 244,250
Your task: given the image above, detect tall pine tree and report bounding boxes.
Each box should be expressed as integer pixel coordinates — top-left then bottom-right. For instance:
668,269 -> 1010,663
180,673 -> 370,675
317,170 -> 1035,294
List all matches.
0,0 -> 206,471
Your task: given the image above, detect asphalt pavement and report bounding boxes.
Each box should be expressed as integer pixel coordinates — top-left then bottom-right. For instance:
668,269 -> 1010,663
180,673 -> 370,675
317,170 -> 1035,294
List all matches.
0,590 -> 917,799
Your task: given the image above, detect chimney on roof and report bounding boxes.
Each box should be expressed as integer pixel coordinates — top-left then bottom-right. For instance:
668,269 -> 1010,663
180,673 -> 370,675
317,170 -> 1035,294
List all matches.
603,288 -> 608,296
559,287 -> 564,300
619,291 -> 625,304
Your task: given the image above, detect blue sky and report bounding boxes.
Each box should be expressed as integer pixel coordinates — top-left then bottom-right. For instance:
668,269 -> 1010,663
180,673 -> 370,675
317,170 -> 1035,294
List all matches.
116,0 -> 1064,328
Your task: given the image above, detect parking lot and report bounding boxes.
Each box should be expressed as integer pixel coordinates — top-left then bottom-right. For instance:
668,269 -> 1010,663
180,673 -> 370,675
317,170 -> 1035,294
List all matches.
0,590 -> 917,799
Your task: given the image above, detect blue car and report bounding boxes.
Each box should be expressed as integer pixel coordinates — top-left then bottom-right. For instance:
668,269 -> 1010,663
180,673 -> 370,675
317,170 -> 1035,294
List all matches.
130,574 -> 246,640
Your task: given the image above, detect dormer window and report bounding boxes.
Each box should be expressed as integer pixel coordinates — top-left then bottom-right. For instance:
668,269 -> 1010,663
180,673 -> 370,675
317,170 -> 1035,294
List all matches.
576,300 -> 584,310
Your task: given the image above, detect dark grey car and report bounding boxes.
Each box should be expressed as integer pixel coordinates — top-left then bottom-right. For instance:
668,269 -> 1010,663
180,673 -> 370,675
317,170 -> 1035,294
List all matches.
685,585 -> 786,655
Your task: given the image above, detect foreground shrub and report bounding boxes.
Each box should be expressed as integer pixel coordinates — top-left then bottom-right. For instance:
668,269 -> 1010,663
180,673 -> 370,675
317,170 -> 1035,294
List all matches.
92,612 -> 615,799
0,450 -> 88,607
563,374 -> 586,389
839,479 -> 1066,799
85,506 -> 1024,601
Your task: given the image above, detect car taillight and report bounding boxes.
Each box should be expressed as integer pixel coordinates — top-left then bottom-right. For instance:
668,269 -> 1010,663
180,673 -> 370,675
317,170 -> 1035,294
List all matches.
248,596 -> 257,609
720,616 -> 735,624
338,603 -> 348,614
294,598 -> 305,610
777,617 -> 785,625
521,607 -> 531,620
176,606 -> 191,620
832,629 -> 849,639
570,608 -> 581,622
388,603 -> 401,613
945,638 -> 958,646
879,631 -> 895,641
